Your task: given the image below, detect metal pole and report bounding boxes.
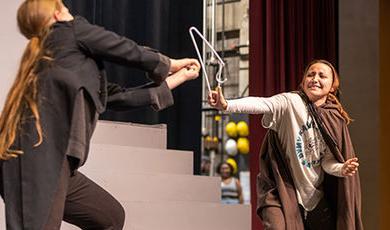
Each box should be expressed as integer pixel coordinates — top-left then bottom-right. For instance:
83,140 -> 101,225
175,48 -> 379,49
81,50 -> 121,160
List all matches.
211,0 -> 216,62
201,0 -> 207,163
220,0 -> 226,165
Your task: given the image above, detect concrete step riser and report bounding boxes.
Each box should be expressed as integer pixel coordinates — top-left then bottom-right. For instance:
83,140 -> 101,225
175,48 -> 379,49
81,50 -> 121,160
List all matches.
83,144 -> 193,175
61,202 -> 251,230
92,120 -> 167,149
84,172 -> 221,203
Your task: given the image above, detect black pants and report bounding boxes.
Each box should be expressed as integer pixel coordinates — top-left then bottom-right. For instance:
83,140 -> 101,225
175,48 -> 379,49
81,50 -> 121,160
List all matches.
299,197 -> 336,230
44,157 -> 125,230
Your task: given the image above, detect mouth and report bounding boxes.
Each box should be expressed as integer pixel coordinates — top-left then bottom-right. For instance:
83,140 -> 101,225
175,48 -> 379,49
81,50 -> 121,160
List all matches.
307,84 -> 322,89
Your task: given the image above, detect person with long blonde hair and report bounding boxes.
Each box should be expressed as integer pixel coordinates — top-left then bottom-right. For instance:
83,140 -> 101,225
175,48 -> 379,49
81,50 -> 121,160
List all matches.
0,0 -> 200,229
208,60 -> 363,229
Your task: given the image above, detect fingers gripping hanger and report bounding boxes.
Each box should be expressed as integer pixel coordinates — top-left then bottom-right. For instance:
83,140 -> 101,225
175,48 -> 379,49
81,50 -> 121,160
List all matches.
189,26 -> 226,93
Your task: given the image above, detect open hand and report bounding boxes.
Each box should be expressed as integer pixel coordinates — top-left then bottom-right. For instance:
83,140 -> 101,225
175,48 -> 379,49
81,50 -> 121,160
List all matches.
341,157 -> 359,177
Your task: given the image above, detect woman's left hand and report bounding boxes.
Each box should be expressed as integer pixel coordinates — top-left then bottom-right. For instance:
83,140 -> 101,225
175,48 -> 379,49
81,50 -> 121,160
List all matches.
341,157 -> 359,176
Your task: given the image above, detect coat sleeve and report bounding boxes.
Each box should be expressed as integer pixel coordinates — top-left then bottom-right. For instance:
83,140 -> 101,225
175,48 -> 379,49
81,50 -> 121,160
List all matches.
106,81 -> 174,111
73,16 -> 171,84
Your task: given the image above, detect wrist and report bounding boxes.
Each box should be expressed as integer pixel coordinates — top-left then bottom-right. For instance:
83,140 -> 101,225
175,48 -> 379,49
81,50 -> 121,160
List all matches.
222,100 -> 228,111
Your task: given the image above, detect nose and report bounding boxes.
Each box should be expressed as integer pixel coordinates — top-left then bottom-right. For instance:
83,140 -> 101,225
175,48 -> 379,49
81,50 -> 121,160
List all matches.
311,73 -> 320,82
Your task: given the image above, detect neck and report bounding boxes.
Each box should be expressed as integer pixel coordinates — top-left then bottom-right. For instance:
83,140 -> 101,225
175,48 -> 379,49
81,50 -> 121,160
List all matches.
312,97 -> 327,106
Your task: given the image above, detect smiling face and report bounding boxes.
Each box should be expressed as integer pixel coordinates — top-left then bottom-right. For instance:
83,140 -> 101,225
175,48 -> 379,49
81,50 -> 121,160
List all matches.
220,163 -> 232,179
302,62 -> 335,106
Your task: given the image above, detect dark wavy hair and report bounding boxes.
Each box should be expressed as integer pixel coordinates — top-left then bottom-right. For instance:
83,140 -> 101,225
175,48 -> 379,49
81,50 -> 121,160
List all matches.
217,162 -> 235,177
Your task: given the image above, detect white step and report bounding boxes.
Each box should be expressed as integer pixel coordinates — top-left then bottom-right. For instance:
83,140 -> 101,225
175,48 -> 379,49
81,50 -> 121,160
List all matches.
92,120 -> 167,149
84,172 -> 221,203
0,203 -> 4,230
61,202 -> 251,230
83,144 -> 193,175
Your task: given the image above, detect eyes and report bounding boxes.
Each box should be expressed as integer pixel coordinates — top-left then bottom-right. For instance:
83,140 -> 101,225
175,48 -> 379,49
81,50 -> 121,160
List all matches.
306,71 -> 329,79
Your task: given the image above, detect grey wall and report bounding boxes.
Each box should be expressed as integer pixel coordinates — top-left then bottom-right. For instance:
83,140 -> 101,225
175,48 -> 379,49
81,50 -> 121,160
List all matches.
339,1 -> 379,229
0,0 -> 25,111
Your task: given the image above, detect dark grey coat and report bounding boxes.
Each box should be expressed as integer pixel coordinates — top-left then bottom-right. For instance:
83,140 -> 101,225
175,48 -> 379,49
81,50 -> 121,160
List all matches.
0,16 -> 173,229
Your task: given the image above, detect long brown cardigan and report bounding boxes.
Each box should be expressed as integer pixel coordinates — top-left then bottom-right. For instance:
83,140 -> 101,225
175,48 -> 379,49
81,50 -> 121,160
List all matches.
257,97 -> 363,230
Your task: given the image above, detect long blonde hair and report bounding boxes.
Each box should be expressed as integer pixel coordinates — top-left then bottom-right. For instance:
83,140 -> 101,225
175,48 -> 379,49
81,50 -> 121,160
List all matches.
300,59 -> 353,125
0,0 -> 61,160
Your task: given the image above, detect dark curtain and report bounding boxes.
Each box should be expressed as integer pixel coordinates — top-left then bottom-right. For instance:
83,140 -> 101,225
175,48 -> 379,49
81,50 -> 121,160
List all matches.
249,0 -> 338,229
64,0 -> 203,174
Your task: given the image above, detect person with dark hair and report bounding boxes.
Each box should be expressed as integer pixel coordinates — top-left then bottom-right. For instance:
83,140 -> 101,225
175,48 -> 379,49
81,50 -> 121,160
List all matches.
217,162 -> 243,205
0,0 -> 200,229
208,60 -> 363,229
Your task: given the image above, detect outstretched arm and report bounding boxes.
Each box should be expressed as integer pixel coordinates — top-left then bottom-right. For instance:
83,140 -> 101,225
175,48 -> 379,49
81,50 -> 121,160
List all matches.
106,66 -> 200,111
208,87 -> 290,115
73,16 -> 199,84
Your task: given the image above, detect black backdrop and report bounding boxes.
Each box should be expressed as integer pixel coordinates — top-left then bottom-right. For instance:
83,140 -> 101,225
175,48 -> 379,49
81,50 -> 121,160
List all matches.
63,0 -> 203,174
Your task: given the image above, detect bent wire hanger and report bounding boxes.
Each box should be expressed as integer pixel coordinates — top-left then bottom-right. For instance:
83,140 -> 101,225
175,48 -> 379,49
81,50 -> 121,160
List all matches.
189,26 -> 226,93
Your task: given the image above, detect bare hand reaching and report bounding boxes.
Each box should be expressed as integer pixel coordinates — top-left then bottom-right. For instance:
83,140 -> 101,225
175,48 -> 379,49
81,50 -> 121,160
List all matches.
165,64 -> 200,90
170,58 -> 200,74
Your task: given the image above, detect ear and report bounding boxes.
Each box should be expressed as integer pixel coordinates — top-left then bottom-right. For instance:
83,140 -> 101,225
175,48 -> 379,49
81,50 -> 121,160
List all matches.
330,87 -> 335,93
53,9 -> 61,21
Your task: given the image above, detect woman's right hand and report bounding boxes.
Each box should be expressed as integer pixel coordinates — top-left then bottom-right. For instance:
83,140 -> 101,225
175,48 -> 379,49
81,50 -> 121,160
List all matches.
170,58 -> 200,74
341,157 -> 359,177
208,86 -> 228,110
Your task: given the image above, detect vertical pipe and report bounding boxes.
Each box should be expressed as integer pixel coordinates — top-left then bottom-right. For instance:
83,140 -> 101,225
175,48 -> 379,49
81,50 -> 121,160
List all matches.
211,0 -> 216,61
221,0 -> 225,60
201,0 -> 208,171
220,0 -> 226,165
202,0 -> 208,97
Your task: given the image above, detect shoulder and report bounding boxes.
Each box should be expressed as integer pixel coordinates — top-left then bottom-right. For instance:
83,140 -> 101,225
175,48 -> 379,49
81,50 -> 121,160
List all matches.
72,16 -> 91,26
50,15 -> 87,29
234,178 -> 242,188
270,92 -> 302,103
50,16 -> 94,33
271,92 -> 305,109
284,92 -> 303,102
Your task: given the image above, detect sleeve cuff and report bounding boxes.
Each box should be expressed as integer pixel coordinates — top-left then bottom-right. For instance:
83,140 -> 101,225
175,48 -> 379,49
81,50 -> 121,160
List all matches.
148,53 -> 171,85
150,81 -> 174,111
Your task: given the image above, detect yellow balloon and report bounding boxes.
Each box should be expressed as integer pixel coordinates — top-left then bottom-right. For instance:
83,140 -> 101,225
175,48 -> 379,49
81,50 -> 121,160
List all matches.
236,121 -> 249,137
226,158 -> 238,174
237,137 -> 250,154
225,121 -> 237,138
